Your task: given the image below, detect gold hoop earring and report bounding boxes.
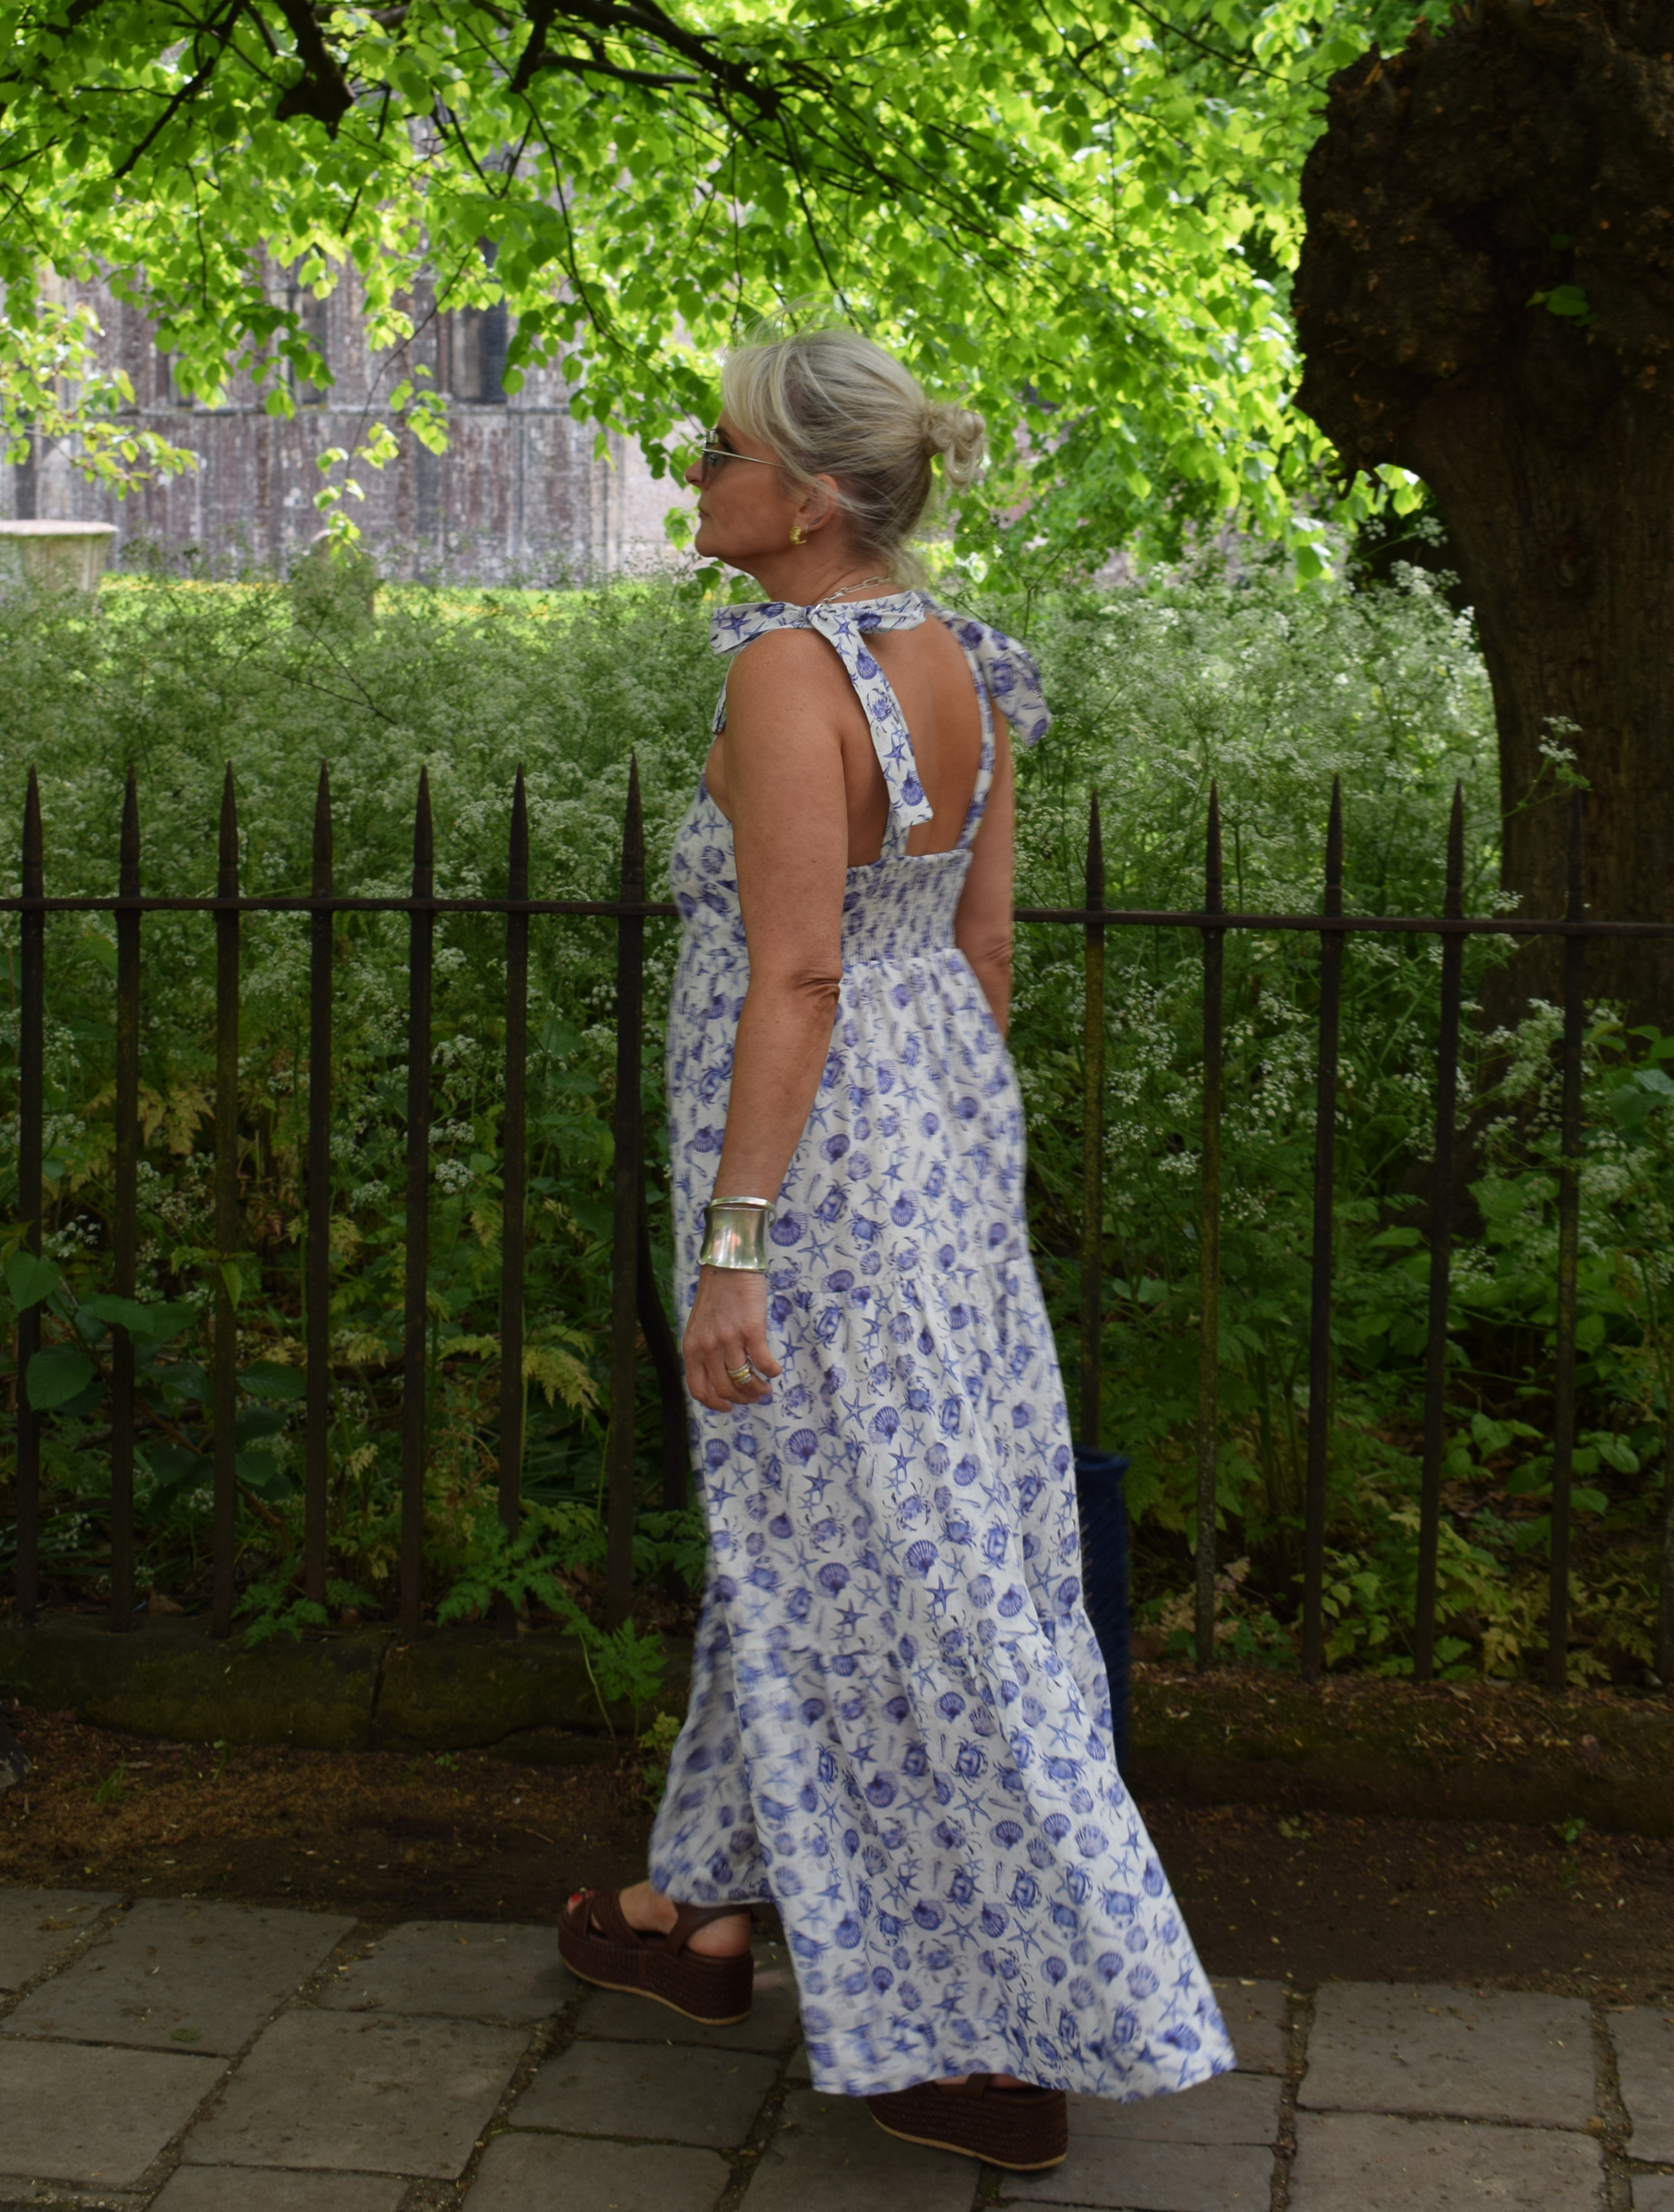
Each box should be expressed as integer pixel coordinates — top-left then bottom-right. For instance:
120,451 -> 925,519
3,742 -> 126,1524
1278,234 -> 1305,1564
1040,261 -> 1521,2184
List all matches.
789,523 -> 807,546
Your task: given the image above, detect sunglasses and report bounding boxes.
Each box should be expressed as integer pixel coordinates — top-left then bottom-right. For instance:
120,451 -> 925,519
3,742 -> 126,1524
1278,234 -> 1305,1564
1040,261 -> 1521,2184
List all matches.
694,426 -> 779,484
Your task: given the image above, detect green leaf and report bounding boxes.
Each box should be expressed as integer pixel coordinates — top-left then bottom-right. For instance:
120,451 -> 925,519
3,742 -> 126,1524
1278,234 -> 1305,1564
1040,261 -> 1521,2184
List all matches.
5,1252 -> 62,1311
239,1359 -> 307,1400
80,1294 -> 194,1341
26,1346 -> 95,1409
1541,284 -> 1594,323
236,1451 -> 297,1500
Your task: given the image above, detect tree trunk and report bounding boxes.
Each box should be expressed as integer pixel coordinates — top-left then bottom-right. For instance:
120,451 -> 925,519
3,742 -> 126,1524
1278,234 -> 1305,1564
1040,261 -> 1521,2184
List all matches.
1294,2 -> 1674,1026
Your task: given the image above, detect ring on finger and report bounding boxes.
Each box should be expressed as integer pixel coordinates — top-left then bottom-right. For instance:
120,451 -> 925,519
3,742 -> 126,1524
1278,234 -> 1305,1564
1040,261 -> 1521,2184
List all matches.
726,1362 -> 754,1386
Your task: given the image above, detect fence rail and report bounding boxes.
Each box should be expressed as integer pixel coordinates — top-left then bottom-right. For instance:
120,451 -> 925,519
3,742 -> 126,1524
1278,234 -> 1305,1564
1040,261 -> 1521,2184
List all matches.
4,762 -> 1669,1691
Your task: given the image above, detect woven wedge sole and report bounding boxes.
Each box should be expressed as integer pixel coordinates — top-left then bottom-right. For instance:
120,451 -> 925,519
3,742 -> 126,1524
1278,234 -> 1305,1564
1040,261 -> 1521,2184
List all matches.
562,1961 -> 753,2028
866,2080 -> 1069,2171
558,1889 -> 754,2028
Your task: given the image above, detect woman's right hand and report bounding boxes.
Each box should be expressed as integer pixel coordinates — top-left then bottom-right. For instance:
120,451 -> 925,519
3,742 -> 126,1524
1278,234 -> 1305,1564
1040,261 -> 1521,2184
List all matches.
683,1266 -> 783,1411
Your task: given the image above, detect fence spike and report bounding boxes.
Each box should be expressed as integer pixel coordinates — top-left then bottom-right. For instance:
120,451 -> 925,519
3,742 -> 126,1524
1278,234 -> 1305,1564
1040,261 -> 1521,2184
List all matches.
1414,781 -> 1466,1680
400,767 -> 435,1639
606,756 -> 647,1627
1080,792 -> 1105,1453
637,1186 -> 688,1519
1548,792 -> 1586,1691
497,766 -> 531,1639
15,769 -> 44,1623
1195,783 -> 1224,1673
212,764 -> 240,1636
305,761 -> 334,1606
1301,777 -> 1345,1679
109,768 -> 142,1632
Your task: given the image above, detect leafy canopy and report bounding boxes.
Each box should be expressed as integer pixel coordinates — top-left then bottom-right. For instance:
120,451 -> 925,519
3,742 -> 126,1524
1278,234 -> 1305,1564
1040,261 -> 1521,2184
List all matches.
0,0 -> 1421,559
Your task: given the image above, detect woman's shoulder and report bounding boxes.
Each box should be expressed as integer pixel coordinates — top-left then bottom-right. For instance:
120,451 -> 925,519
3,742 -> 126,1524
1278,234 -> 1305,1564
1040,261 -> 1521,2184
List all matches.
725,623 -> 860,702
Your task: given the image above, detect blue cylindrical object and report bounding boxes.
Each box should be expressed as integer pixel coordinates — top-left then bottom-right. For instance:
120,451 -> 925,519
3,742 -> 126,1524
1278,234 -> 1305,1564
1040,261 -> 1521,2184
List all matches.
1074,1450 -> 1131,1776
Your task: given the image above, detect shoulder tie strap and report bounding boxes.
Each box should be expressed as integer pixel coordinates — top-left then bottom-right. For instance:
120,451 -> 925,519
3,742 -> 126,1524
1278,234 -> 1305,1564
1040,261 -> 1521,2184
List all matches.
711,592 -> 934,855
920,600 -> 1052,750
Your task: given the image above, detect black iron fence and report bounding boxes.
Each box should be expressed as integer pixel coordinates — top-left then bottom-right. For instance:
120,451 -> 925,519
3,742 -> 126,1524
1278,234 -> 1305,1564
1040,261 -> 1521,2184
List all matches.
5,763 -> 1672,1692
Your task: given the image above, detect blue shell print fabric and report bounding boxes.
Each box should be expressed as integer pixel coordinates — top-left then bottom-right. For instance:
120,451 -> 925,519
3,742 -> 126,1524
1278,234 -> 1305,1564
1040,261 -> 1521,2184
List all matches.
649,590 -> 1234,2101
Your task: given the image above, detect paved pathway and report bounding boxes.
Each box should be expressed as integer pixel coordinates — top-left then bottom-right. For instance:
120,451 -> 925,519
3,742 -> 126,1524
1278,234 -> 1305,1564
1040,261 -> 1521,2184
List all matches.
0,1887 -> 1670,2209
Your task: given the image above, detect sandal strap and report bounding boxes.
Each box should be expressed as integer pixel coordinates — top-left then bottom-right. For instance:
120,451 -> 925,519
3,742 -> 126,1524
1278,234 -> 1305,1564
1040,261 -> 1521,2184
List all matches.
666,1901 -> 752,1956
579,1889 -> 639,1950
576,1889 -> 748,1959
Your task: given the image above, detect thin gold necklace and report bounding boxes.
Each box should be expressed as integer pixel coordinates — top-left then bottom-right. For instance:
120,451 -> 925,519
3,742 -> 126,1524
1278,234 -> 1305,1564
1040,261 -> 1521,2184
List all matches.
820,573 -> 900,602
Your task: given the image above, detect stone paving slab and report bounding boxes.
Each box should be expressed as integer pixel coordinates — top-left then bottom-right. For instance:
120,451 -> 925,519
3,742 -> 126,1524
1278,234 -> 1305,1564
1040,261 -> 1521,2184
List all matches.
737,2087 -> 975,2212
183,2010 -> 528,2178
1616,2007 -> 1674,2163
319,1920 -> 572,2024
1288,2112 -> 1602,2210
151,2172 -> 406,2211
573,1950 -> 801,2055
514,2038 -> 779,2147
1001,2138 -> 1273,2210
1632,2181 -> 1674,2210
5,1901 -> 354,2055
0,2040 -> 222,2186
463,2133 -> 730,2211
1065,2070 -> 1281,2145
1301,1982 -> 1595,2127
1212,1980 -> 1289,2074
0,1890 -> 117,1999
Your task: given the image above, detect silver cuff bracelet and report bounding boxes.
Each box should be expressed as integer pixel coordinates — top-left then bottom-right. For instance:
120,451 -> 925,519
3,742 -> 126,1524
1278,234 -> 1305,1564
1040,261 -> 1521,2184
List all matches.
699,1195 -> 774,1272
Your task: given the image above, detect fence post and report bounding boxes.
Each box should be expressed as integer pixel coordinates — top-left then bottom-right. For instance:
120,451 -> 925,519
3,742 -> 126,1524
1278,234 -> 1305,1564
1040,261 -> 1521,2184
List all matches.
1194,786 -> 1224,1673
212,766 -> 240,1638
1413,782 -> 1465,1682
15,770 -> 43,1624
1547,793 -> 1585,1694
304,765 -> 333,1607
1660,1400 -> 1674,1685
109,770 -> 140,1631
399,770 -> 434,1640
637,1186 -> 688,1515
1301,778 -> 1345,1680
497,769 -> 530,1640
1080,794 -> 1105,1451
606,759 -> 646,1628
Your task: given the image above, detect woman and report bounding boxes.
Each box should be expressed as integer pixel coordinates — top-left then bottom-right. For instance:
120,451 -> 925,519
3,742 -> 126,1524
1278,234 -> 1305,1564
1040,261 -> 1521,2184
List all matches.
559,327 -> 1232,2171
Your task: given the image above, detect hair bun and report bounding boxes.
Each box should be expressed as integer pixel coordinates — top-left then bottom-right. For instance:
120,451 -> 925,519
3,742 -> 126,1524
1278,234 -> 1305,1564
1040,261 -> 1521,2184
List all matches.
922,402 -> 988,493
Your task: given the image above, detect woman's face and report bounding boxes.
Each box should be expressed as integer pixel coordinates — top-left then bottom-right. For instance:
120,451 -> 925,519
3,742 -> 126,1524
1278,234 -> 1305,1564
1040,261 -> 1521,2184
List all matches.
684,416 -> 825,569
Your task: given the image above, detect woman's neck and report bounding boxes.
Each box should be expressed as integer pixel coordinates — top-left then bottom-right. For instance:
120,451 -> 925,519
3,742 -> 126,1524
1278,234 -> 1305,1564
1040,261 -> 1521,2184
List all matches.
737,540 -> 899,607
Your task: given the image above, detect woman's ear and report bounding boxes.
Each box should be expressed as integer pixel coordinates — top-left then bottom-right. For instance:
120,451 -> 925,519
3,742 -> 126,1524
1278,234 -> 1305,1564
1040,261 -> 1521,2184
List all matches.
798,474 -> 841,536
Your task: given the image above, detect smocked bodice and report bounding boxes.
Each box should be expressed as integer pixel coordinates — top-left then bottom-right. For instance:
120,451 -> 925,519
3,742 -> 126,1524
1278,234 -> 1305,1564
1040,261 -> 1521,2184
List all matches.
670,781 -> 973,969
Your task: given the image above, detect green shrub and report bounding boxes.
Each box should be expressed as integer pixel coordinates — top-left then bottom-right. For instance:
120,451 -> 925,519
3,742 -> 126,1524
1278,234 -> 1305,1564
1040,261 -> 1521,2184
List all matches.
0,558 -> 1665,1682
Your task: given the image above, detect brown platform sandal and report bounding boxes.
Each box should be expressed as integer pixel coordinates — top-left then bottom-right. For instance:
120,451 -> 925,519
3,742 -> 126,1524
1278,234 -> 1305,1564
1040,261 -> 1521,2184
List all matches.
558,1889 -> 754,2027
866,2077 -> 1069,2171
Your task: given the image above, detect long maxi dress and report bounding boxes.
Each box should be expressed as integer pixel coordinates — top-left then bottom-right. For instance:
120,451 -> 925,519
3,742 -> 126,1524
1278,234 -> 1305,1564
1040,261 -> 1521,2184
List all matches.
649,590 -> 1234,2103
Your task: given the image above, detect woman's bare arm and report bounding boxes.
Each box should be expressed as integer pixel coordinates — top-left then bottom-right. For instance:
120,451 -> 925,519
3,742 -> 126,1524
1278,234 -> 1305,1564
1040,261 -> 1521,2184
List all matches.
953,713 -> 1016,1034
681,632 -> 852,1412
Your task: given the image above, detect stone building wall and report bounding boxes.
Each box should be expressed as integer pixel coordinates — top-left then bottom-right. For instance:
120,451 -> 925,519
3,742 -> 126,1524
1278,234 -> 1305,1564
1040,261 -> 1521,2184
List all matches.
3,265 -> 680,582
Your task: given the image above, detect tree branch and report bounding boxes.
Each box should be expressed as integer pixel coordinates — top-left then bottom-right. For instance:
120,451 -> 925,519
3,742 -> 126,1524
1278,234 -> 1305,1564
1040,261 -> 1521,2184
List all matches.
271,0 -> 353,127
111,0 -> 249,178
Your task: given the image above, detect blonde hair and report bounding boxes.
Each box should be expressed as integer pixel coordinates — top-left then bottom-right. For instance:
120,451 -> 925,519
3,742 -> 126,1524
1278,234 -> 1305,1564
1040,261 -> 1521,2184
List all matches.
721,324 -> 986,581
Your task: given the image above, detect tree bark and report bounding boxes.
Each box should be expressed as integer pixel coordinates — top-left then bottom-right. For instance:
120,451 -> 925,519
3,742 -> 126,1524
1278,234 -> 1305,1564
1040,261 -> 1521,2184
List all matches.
1295,2 -> 1674,1025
